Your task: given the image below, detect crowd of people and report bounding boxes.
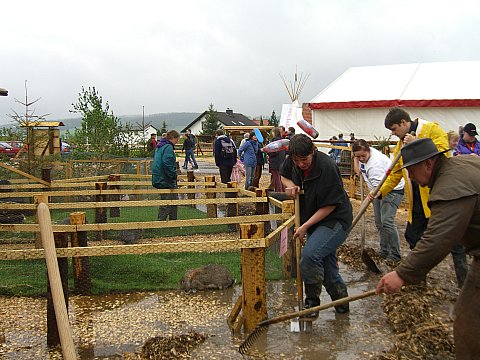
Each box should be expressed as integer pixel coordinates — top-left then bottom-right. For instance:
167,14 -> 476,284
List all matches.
150,113 -> 479,359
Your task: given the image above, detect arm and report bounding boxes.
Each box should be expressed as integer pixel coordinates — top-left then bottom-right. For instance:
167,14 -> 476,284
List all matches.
353,157 -> 361,176
376,142 -> 403,199
163,146 -> 178,180
295,205 -> 336,240
376,195 -> 476,294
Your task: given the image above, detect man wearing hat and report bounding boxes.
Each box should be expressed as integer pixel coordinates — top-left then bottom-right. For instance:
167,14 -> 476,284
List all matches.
376,138 -> 480,359
456,122 -> 480,156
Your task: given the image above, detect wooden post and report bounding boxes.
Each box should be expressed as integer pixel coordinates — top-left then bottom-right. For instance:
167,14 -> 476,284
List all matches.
227,181 -> 238,232
34,194 -> 49,248
281,200 -> 295,278
240,222 -> 266,332
70,212 -> 91,294
205,175 -> 217,218
108,174 -> 120,217
47,230 -> 69,347
255,188 -> 270,235
187,170 -> 195,207
38,203 -> 77,359
95,182 -> 107,240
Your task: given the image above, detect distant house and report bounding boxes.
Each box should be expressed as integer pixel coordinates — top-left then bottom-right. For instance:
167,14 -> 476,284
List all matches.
118,124 -> 158,146
181,108 -> 257,134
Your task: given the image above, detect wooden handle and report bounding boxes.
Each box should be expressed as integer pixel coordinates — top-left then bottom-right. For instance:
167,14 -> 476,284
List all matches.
294,194 -> 304,313
350,151 -> 402,230
259,289 -> 377,327
360,176 -> 366,250
38,203 -> 77,360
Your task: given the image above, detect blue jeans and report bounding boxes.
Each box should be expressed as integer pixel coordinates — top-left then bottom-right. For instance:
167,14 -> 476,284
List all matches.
300,222 -> 347,296
245,165 -> 255,189
184,149 -> 197,168
373,190 -> 403,260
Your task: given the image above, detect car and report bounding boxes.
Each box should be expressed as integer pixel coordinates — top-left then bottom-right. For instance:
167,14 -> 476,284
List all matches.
61,142 -> 71,154
4,141 -> 24,154
0,142 -> 16,157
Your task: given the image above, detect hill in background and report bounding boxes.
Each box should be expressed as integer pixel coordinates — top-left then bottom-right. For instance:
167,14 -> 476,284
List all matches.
59,112 -> 201,132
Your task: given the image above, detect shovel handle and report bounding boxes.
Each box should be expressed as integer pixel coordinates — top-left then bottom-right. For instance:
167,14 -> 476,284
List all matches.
294,193 -> 304,315
350,151 -> 402,230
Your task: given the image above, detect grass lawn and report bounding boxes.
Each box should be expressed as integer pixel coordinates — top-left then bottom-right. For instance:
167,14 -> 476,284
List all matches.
0,205 -> 284,296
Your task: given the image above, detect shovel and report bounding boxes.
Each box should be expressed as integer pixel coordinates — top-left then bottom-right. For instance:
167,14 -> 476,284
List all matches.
359,176 -> 380,273
350,151 -> 403,273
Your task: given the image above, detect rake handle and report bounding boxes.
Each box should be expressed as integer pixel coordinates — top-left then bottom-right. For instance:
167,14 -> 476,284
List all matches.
258,289 -> 377,327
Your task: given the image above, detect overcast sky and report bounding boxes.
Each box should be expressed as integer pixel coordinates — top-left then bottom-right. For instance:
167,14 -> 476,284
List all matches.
1,0 -> 479,124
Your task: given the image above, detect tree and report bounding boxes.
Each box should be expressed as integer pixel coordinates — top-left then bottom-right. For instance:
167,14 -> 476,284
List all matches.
160,120 -> 168,134
70,86 -> 124,155
259,116 -> 264,126
269,110 -> 279,127
200,103 -> 220,136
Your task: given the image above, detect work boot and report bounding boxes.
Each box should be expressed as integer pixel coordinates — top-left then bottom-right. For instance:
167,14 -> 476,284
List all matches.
330,283 -> 349,314
302,283 -> 322,319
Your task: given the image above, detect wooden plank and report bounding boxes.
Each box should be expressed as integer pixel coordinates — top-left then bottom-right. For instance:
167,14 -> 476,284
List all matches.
0,238 -> 267,260
0,162 -> 51,187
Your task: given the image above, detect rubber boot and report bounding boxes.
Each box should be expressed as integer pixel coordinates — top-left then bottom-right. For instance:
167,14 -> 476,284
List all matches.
329,283 -> 350,314
302,283 -> 321,319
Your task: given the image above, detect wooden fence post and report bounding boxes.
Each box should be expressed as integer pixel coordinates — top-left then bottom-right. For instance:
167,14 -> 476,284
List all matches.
70,212 -> 91,294
108,174 -> 120,217
47,230 -> 69,347
187,170 -> 195,207
240,222 -> 266,332
255,188 -> 270,235
205,175 -> 217,218
95,182 -> 107,240
281,200 -> 295,279
227,182 -> 238,232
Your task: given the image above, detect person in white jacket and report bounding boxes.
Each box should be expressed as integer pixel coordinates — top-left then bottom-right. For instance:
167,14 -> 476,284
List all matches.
353,139 -> 405,260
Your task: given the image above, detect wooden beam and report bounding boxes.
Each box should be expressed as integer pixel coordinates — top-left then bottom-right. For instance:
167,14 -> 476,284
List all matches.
0,162 -> 51,186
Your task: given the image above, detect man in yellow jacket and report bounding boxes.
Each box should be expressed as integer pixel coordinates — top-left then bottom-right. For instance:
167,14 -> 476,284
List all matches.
368,108 -> 468,287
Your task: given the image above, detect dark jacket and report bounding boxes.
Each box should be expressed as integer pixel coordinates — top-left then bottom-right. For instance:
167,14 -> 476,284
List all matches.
280,150 -> 353,233
152,138 -> 177,189
182,137 -> 194,151
267,136 -> 286,171
214,135 -> 237,167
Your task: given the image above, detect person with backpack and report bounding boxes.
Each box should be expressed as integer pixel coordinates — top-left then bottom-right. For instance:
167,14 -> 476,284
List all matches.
214,129 -> 237,184
238,132 -> 258,190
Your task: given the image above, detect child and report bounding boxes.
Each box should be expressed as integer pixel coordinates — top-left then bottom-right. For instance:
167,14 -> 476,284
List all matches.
231,158 -> 245,183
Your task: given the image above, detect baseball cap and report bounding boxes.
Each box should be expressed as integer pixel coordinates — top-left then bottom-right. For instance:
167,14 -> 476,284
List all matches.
464,123 -> 478,136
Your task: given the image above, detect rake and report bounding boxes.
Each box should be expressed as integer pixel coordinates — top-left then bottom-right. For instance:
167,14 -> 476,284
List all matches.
239,289 -> 377,354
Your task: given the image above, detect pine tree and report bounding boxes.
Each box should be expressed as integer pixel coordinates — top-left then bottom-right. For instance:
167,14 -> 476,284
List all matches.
200,103 -> 220,136
259,116 -> 264,126
70,86 -> 123,155
269,110 -> 279,127
160,120 -> 168,133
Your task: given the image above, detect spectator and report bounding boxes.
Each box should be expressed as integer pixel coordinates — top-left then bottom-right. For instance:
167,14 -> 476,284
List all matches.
237,132 -> 258,190
286,126 -> 296,140
456,122 -> 480,156
268,127 -> 286,192
239,132 -> 250,147
213,129 -> 237,184
447,130 -> 459,157
181,133 -> 198,169
253,135 -> 264,188
146,133 -> 157,157
231,158 -> 245,184
152,130 -> 180,221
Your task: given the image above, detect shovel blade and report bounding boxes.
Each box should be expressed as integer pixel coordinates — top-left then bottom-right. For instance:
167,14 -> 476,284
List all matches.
290,317 -> 301,332
361,251 -> 382,274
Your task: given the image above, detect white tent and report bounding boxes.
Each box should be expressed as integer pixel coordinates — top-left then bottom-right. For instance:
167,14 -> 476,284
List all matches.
309,61 -> 480,140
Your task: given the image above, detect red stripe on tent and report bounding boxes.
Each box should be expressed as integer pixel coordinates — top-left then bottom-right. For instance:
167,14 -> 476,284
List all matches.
309,99 -> 480,109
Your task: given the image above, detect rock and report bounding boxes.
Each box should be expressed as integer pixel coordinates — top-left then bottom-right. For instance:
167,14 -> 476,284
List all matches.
180,264 -> 234,291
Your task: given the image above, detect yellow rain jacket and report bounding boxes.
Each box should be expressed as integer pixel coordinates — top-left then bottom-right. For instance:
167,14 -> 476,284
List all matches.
379,119 -> 449,223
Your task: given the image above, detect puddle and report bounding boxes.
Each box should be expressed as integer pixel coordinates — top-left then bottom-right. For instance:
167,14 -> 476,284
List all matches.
0,266 -> 394,359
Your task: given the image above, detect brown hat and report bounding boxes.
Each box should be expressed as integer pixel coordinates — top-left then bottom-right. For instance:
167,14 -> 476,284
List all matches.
397,138 -> 449,172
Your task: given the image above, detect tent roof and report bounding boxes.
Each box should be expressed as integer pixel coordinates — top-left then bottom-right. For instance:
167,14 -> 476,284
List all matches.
309,61 -> 480,109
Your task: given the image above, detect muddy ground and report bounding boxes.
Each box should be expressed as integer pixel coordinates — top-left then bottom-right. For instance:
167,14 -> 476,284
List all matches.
0,176 -> 463,359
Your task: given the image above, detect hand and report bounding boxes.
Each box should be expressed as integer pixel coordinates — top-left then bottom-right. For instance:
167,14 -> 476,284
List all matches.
367,190 -> 380,202
375,271 -> 404,294
293,224 -> 307,245
403,133 -> 416,145
285,186 -> 300,197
